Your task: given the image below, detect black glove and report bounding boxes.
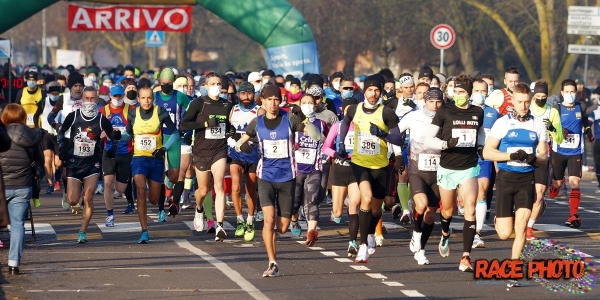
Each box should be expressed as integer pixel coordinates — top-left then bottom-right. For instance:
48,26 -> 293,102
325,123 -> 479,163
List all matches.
393,155 -> 405,174
525,153 -> 537,165
183,132 -> 193,146
152,147 -> 166,158
207,117 -> 219,128
228,125 -> 236,137
543,119 -> 555,132
585,127 -> 594,142
370,122 -> 388,138
338,143 -> 348,159
106,147 -> 117,159
240,141 -> 253,154
446,137 -> 459,149
53,122 -> 62,131
509,149 -> 528,161
291,105 -> 305,120
477,145 -> 484,159
110,130 -> 122,141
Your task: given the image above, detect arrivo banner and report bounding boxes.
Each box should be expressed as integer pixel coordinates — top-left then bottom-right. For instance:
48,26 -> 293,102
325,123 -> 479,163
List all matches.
68,4 -> 192,33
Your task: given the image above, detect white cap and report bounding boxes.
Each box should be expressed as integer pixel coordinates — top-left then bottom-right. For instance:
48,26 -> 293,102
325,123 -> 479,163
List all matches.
247,72 -> 261,83
84,78 -> 94,87
60,69 -> 70,77
172,68 -> 179,75
530,82 -> 535,93
436,73 -> 447,85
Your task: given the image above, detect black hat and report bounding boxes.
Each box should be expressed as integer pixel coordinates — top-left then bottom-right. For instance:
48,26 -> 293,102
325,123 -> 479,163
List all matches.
262,69 -> 275,78
262,84 -> 281,99
25,71 -> 37,80
330,72 -> 344,82
593,86 -> 600,95
307,74 -> 324,89
45,74 -> 56,83
285,75 -> 294,82
238,81 -> 255,93
363,75 -> 383,91
68,72 -> 85,88
290,78 -> 301,87
419,66 -> 433,80
66,64 -> 75,73
425,87 -> 444,100
138,78 -> 152,88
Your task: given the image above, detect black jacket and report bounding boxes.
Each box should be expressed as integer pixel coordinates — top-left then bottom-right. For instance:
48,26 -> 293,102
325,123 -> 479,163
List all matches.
0,123 -> 43,187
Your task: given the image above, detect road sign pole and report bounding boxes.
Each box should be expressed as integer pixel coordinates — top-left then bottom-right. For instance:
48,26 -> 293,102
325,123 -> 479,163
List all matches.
440,49 -> 444,74
152,47 -> 157,69
584,36 -> 590,86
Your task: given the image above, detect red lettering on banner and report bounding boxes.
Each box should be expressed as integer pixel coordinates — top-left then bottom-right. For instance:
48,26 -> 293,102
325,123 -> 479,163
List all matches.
68,4 -> 191,33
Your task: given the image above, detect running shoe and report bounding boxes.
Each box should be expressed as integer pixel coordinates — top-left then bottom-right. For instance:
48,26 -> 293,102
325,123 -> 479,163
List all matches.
595,188 -> 600,194
225,196 -> 233,210
262,262 -> 280,277
290,221 -> 301,237
71,204 -> 81,215
168,202 -> 179,217
123,204 -> 135,214
367,234 -> 376,255
54,181 -> 61,191
540,200 -> 547,216
375,235 -> 384,247
181,198 -> 193,209
457,201 -> 464,216
326,194 -> 332,206
45,186 -> 54,195
410,231 -> 422,253
438,228 -> 452,257
414,249 -> 429,265
215,224 -> 227,241
77,231 -> 87,243
62,193 -> 70,211
206,219 -> 216,234
157,210 -> 167,222
459,255 -> 474,272
305,229 -> 318,246
138,231 -> 149,244
193,210 -> 205,232
526,227 -> 536,240
105,215 -> 115,227
113,191 -> 122,199
506,280 -> 521,287
255,211 -> 264,222
244,223 -> 255,242
95,183 -> 104,195
472,232 -> 485,248
400,212 -> 411,224
355,244 -> 369,263
298,211 -> 306,221
347,241 -> 358,258
565,214 -> 581,228
582,165 -> 589,172
485,209 -> 491,221
330,211 -> 342,224
391,204 -> 401,219
235,221 -> 246,237
548,184 -> 560,199
0,240 -> 3,248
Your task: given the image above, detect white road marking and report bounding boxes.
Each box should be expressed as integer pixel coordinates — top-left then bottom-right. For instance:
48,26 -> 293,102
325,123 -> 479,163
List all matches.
308,247 -> 325,250
7,223 -> 56,234
533,224 -> 582,232
382,222 -> 403,229
585,210 -> 600,213
175,239 -> 268,300
383,281 -> 405,287
320,251 -> 339,257
350,265 -> 370,271
401,290 -> 425,297
366,273 -> 387,279
450,223 -> 494,231
334,258 -> 353,262
554,201 -> 568,205
96,222 -> 141,233
28,266 -> 215,272
183,221 -> 235,231
27,289 -> 242,293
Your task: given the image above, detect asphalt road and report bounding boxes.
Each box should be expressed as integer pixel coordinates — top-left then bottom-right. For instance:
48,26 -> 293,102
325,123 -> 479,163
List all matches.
1,174 -> 599,300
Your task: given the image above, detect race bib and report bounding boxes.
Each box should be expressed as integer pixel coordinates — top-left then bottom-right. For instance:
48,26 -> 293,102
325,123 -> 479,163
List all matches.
205,123 -> 226,139
560,134 -> 580,149
135,136 -> 156,151
417,154 -> 440,171
26,114 -> 35,127
73,141 -> 95,157
357,132 -> 380,155
452,128 -> 476,147
507,146 -> 533,167
264,139 -> 288,159
344,132 -> 355,148
296,148 -> 317,165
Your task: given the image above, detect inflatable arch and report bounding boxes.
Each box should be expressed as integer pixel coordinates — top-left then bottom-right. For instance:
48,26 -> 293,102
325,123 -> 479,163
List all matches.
0,0 -> 320,76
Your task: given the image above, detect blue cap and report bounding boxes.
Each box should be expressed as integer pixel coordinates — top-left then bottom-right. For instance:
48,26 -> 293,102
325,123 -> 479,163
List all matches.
110,85 -> 124,96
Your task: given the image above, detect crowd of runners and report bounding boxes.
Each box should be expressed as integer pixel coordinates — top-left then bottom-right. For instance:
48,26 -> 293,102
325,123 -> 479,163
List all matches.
2,63 -> 598,278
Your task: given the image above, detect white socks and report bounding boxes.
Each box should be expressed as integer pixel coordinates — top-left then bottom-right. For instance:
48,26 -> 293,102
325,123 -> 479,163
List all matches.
475,201 -> 487,231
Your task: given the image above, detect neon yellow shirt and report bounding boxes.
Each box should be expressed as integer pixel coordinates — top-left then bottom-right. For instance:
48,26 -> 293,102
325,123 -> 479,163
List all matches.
530,104 -> 563,144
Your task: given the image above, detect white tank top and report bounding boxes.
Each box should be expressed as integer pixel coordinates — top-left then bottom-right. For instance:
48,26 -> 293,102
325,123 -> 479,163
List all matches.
61,93 -> 83,137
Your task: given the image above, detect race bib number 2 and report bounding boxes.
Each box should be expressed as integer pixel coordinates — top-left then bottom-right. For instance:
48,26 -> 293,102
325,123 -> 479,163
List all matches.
452,128 -> 476,147
263,139 -> 288,159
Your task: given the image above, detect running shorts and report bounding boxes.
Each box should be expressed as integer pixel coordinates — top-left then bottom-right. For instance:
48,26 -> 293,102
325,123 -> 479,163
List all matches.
495,170 -> 535,218
436,165 -> 480,190
408,171 -> 440,207
132,156 -> 164,183
351,163 -> 388,200
551,152 -> 582,179
258,178 -> 295,219
102,151 -> 133,184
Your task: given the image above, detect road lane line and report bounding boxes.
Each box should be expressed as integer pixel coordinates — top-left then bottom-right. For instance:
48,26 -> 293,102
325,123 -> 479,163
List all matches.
334,258 -> 352,262
366,273 -> 387,279
320,251 -> 339,256
175,239 -> 268,300
401,290 -> 425,297
585,210 -> 600,213
350,265 -> 370,271
383,281 -> 405,287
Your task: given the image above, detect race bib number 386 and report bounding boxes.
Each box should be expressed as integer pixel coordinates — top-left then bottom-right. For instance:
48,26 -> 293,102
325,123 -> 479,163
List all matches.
357,132 -> 380,155
452,128 -> 476,147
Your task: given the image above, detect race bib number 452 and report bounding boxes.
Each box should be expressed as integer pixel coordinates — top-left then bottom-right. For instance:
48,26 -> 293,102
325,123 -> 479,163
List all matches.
135,136 -> 156,151
452,128 -> 476,147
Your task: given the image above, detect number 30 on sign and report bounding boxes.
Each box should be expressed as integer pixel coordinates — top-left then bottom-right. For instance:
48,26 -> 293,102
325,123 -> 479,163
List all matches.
430,24 -> 455,50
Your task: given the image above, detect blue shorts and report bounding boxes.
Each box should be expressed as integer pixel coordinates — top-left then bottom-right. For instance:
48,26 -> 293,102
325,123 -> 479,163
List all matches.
402,147 -> 409,165
132,156 -> 164,183
478,160 -> 493,179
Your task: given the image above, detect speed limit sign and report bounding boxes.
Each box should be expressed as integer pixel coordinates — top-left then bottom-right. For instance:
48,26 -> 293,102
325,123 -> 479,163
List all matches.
430,24 -> 455,50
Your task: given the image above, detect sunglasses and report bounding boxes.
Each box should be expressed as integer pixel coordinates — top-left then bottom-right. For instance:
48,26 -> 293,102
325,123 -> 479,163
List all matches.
341,86 -> 354,90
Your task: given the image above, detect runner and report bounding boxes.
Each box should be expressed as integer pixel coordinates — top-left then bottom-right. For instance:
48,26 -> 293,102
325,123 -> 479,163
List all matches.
99,84 -> 134,227
423,74 -> 485,272
483,82 -> 547,261
322,97 -> 362,257
292,93 -> 327,246
414,82 -> 431,110
485,67 -> 519,116
228,81 -> 264,242
38,81 -> 63,194
234,84 -> 321,277
394,88 -> 444,265
338,75 -> 405,263
127,87 -> 179,243
57,86 -> 120,243
15,70 -> 46,129
527,80 -> 563,239
548,79 -> 593,228
589,96 -> 600,192
180,72 -> 232,241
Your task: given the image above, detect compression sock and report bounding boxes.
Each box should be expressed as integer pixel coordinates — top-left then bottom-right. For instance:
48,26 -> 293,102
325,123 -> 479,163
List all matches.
107,209 -> 114,216
359,209 -> 372,245
183,178 -> 193,202
421,222 -> 434,249
204,191 -> 214,220
348,213 -> 359,242
54,167 -> 62,183
463,220 -> 477,253
397,183 -> 410,212
440,215 -> 452,237
368,213 -> 381,235
158,184 -> 166,212
414,213 -> 424,233
475,200 -> 487,231
172,181 -> 184,204
125,180 -> 134,206
569,188 -> 581,216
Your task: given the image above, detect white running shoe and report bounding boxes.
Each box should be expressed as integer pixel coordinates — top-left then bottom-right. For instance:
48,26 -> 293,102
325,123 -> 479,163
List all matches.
215,225 -> 227,242
193,210 -> 205,232
225,196 -> 232,210
367,234 -> 376,255
113,191 -> 122,199
414,249 -> 429,265
457,201 -> 464,216
355,244 -> 369,263
410,231 -> 422,253
105,215 -> 115,227
375,235 -> 384,247
400,211 -> 411,224
472,233 -> 485,248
